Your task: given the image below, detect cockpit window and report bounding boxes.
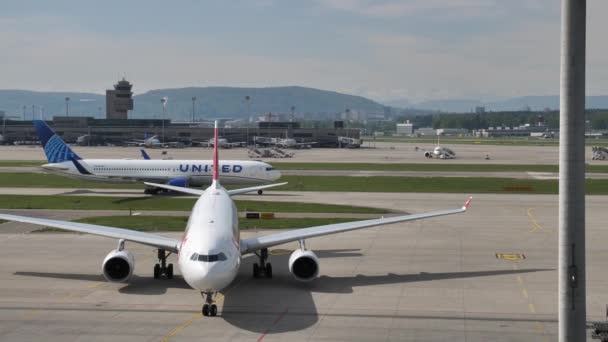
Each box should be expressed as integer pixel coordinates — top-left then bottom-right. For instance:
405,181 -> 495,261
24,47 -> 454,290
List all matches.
190,252 -> 227,262
265,167 -> 274,171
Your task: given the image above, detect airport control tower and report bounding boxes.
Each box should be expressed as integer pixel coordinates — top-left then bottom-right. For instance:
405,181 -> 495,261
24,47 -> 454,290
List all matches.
105,78 -> 134,119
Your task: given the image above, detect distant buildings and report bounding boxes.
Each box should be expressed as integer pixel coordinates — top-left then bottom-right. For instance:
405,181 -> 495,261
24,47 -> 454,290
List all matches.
106,78 -> 134,119
396,121 -> 414,135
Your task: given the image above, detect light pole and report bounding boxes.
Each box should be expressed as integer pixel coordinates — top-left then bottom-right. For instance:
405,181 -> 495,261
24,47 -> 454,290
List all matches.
160,97 -> 167,143
192,97 -> 197,123
558,0 -> 587,341
31,104 -> 35,121
245,95 -> 251,146
65,97 -> 70,117
290,106 -> 295,122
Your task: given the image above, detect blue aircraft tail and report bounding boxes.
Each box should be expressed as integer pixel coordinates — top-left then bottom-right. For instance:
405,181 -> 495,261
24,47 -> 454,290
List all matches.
33,120 -> 81,163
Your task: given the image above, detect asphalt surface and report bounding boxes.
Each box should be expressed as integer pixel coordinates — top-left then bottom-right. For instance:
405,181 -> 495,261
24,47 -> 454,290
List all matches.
1,142 -> 607,164
0,193 -> 607,341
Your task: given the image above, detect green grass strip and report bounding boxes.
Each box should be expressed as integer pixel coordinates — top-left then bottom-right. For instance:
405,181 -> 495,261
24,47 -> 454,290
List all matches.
68,216 -> 360,231
0,194 -> 388,214
0,160 -> 46,167
273,162 -> 608,173
277,175 -> 608,195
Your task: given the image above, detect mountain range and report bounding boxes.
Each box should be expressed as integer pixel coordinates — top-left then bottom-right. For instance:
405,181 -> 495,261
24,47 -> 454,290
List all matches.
1,86 -> 608,120
0,86 -> 386,120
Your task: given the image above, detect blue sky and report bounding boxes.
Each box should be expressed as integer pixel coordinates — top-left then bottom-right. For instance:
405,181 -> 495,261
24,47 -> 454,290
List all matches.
1,0 -> 607,103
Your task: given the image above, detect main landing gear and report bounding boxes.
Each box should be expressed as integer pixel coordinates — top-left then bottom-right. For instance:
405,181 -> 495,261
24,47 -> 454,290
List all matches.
144,188 -> 160,195
252,248 -> 272,278
153,249 -> 173,279
201,292 -> 217,317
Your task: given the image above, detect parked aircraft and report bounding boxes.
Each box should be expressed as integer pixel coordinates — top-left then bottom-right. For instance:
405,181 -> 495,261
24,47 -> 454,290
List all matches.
424,146 -> 456,159
1,120 -> 472,317
125,135 -> 185,148
196,137 -> 246,149
253,136 -> 315,149
33,120 -> 281,194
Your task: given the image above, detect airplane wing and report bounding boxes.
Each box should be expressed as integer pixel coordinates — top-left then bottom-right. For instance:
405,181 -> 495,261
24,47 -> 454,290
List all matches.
240,197 -> 472,254
226,182 -> 287,195
144,182 -> 205,196
142,182 -> 288,197
0,213 -> 180,252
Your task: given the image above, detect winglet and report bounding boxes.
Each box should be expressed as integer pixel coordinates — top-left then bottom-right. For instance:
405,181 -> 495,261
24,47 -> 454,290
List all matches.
462,197 -> 473,210
212,120 -> 219,186
140,149 -> 151,160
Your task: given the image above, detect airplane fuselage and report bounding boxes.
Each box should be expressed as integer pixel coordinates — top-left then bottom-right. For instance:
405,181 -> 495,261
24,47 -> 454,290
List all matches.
41,159 -> 281,186
178,187 -> 241,292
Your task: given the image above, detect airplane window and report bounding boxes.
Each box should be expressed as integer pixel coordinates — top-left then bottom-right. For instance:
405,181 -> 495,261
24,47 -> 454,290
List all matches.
265,167 -> 274,171
190,253 -> 198,261
196,253 -> 227,262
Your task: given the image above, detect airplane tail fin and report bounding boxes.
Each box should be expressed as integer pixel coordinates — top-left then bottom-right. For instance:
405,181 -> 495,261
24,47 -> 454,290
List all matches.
212,120 -> 220,188
33,120 -> 81,163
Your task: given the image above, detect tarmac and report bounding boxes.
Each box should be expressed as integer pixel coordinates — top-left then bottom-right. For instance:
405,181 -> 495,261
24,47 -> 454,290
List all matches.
5,167 -> 608,180
1,193 -> 607,341
1,142 -> 606,165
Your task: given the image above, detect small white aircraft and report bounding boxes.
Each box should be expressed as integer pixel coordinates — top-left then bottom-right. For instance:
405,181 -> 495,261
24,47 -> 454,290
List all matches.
125,135 -> 184,148
253,136 -> 315,149
1,121 -> 472,317
424,146 -> 456,159
197,137 -> 246,149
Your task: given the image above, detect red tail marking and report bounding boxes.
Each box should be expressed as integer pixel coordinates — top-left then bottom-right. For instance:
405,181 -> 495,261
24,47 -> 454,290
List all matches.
213,121 -> 219,181
463,197 -> 473,210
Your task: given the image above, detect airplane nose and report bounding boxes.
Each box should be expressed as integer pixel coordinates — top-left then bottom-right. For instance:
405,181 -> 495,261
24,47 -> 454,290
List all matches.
273,170 -> 282,181
183,262 -> 235,292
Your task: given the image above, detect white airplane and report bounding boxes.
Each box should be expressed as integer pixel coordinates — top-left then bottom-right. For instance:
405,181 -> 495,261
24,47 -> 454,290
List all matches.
253,136 -> 315,149
424,146 -> 456,159
0,121 -> 473,317
197,137 -> 245,149
33,120 -> 281,194
125,134 -> 184,148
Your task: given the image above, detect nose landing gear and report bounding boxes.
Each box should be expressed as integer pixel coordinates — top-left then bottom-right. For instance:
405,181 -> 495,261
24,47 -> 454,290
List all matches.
252,248 -> 272,278
201,292 -> 218,317
153,249 -> 174,279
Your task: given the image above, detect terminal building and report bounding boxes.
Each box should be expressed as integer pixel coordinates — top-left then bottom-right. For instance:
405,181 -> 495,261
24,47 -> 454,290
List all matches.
0,117 -> 359,147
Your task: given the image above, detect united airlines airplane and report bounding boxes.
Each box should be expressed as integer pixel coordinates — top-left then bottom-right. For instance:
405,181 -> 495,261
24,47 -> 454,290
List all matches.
33,120 -> 281,194
0,121 -> 472,317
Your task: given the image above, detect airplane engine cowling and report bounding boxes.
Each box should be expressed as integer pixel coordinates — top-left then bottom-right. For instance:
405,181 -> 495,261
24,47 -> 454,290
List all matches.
102,249 -> 134,282
168,177 -> 188,187
288,249 -> 319,282
424,151 -> 433,158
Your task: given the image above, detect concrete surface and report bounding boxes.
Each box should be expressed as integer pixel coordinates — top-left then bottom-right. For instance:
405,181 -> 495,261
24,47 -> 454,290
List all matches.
2,142 -> 607,165
0,193 -> 607,341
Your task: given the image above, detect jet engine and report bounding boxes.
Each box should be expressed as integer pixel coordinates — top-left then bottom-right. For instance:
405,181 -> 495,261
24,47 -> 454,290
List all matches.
168,177 -> 188,187
102,245 -> 135,282
288,249 -> 319,281
424,151 -> 433,158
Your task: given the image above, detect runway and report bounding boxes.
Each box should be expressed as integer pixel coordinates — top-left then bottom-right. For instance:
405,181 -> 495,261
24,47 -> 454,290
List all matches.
0,193 -> 606,341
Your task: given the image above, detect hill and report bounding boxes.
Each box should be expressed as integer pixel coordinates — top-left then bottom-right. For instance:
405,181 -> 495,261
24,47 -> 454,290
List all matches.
0,86 -> 386,120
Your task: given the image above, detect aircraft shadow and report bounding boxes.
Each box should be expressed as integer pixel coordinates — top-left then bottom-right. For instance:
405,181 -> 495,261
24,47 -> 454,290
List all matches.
14,272 -> 190,294
60,190 -> 142,196
220,253 -> 553,334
